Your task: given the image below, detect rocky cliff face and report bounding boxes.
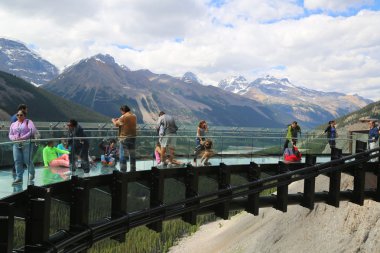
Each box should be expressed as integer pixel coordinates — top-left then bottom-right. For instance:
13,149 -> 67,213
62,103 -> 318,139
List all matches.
0,38 -> 59,85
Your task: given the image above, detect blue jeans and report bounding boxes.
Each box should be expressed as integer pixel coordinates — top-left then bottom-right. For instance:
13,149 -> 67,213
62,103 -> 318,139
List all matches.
13,143 -> 34,180
119,138 -> 136,172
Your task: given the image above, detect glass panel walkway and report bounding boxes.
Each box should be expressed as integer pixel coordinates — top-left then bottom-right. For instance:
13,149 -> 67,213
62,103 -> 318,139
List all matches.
0,124 -> 366,199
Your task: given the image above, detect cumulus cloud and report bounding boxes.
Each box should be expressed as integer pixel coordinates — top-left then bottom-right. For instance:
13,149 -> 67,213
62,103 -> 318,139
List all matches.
0,0 -> 379,100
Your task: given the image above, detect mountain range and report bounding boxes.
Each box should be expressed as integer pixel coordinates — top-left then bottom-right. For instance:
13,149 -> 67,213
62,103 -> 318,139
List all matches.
42,54 -> 279,127
0,37 -> 374,127
217,75 -> 372,127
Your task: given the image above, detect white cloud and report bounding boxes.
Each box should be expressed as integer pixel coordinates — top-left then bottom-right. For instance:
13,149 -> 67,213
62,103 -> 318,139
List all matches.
0,0 -> 379,100
304,0 -> 374,12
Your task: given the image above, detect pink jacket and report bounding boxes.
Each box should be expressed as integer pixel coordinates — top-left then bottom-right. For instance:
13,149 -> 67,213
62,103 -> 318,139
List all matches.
9,119 -> 37,141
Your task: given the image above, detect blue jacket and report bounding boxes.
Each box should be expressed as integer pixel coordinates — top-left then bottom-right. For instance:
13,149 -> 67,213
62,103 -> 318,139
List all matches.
368,127 -> 379,143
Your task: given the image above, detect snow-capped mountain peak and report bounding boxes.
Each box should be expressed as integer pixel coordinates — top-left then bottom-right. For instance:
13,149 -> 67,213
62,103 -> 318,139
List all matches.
217,75 -> 249,93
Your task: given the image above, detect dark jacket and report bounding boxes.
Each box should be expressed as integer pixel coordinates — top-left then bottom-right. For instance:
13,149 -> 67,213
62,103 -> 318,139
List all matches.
68,125 -> 89,154
324,125 -> 337,140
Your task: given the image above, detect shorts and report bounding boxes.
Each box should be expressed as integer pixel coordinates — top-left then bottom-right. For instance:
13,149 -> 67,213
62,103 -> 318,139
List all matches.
160,133 -> 177,148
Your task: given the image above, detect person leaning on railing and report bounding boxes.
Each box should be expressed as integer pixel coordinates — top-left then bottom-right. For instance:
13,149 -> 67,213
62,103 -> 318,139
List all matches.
368,120 -> 379,162
67,119 -> 90,173
156,111 -> 178,167
193,120 -> 208,166
112,105 -> 137,172
8,109 -> 37,185
283,121 -> 301,151
324,120 -> 337,148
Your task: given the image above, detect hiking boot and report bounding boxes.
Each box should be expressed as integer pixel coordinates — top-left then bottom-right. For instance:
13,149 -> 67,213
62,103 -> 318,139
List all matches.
29,174 -> 35,180
12,179 -> 22,185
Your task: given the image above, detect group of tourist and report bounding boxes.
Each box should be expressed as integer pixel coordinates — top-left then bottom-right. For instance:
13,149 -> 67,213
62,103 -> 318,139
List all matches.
8,103 -> 380,185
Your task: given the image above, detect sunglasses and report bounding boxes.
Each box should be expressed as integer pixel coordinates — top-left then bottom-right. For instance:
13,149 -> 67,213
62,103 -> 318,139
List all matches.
16,114 -> 24,117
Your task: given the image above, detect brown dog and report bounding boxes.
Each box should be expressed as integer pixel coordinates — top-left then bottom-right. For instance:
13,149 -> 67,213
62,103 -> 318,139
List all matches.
201,139 -> 214,165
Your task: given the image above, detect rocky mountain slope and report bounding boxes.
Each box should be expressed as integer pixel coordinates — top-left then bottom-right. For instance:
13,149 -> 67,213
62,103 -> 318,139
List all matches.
0,70 -> 108,122
218,75 -> 372,127
42,54 -> 281,127
169,174 -> 380,253
0,38 -> 59,86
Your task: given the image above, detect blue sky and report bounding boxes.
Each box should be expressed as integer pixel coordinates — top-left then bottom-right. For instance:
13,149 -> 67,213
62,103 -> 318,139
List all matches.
0,0 -> 379,100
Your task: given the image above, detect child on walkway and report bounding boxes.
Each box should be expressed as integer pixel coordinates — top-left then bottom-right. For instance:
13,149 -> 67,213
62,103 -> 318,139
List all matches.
43,141 -> 70,167
283,144 -> 302,163
99,139 -> 118,166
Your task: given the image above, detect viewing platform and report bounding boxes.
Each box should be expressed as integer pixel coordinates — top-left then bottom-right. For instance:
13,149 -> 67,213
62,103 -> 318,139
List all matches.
0,124 -> 376,252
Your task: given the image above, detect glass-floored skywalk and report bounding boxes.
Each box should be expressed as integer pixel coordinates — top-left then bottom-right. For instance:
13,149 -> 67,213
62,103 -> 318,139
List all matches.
0,123 -> 363,199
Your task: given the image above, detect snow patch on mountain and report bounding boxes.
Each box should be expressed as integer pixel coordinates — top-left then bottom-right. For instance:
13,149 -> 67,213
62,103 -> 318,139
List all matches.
181,72 -> 203,85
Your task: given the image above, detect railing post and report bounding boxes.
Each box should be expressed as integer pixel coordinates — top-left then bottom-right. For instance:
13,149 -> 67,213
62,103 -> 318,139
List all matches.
111,170 -> 128,242
276,161 -> 289,212
302,154 -> 317,210
70,176 -> 90,253
214,163 -> 231,220
24,185 -> 51,252
327,148 -> 342,207
182,164 -> 199,225
0,202 -> 14,253
245,162 -> 260,216
148,167 -> 164,232
351,141 -> 367,205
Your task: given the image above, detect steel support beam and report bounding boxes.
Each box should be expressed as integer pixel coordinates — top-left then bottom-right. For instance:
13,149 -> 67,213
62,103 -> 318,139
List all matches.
302,154 -> 317,210
148,167 -> 164,232
111,170 -> 128,242
69,176 -> 90,253
0,202 -> 14,253
245,162 -> 261,216
276,161 -> 289,212
182,164 -> 199,225
214,163 -> 231,220
327,148 -> 342,207
24,185 -> 51,252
